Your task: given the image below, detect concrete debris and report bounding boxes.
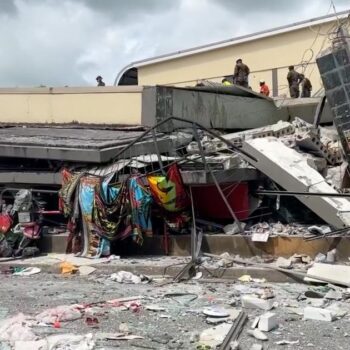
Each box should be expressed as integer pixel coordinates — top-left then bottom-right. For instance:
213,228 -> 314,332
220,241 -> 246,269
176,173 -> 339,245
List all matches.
305,263 -> 350,286
224,222 -> 246,235
275,339 -> 299,345
275,257 -> 292,269
241,295 -> 274,311
314,253 -> 327,263
242,137 -> 350,228
145,304 -> 166,312
109,271 -> 150,284
199,323 -> 232,348
326,248 -> 337,263
78,266 -> 96,276
257,312 -> 278,332
250,344 -> 263,350
35,305 -> 82,324
307,225 -> 331,235
325,290 -> 343,300
0,314 -> 36,344
247,329 -> 268,341
304,306 -> 334,322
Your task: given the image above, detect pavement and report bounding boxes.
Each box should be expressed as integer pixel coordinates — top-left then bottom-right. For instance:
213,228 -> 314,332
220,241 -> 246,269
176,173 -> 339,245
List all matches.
1,270 -> 350,349
0,254 -> 309,283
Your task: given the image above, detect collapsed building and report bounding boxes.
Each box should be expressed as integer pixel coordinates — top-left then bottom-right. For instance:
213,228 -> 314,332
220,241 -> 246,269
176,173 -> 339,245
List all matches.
1,23 -> 350,262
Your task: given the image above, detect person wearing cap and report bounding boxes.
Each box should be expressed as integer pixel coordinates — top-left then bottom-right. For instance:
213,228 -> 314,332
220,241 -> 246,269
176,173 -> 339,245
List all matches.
233,58 -> 250,88
299,74 -> 312,97
259,80 -> 270,96
96,75 -> 105,86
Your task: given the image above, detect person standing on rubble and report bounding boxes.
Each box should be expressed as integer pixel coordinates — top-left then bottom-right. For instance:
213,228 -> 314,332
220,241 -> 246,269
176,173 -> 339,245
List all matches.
96,75 -> 105,86
287,65 -> 302,98
233,58 -> 250,88
299,74 -> 312,97
259,80 -> 270,96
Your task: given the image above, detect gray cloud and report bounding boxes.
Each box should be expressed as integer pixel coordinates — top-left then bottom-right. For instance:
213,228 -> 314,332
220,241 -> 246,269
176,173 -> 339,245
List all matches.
75,0 -> 178,21
0,0 -> 348,87
0,0 -> 17,16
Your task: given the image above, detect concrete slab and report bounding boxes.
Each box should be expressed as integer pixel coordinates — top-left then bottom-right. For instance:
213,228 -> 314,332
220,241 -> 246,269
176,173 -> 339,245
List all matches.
305,263 -> 350,285
0,127 -> 172,163
242,137 -> 350,228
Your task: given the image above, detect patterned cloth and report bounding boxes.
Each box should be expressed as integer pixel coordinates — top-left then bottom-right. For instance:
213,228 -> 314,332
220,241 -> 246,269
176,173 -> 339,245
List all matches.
128,177 -> 153,244
59,169 -> 84,217
79,176 -> 110,258
147,164 -> 189,212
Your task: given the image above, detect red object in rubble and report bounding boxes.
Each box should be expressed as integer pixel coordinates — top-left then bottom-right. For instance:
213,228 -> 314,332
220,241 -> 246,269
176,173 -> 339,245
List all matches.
0,214 -> 13,234
190,182 -> 249,220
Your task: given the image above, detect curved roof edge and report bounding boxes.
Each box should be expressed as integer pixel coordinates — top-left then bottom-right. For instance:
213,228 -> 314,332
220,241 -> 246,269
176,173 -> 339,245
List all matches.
114,63 -> 135,86
115,9 -> 349,84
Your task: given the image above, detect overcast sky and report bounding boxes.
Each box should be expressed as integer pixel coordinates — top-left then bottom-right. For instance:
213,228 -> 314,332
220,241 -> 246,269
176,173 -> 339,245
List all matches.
0,0 -> 349,87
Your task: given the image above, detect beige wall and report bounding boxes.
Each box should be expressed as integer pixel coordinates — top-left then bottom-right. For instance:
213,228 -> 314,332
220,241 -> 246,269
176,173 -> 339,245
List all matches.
137,21 -> 336,96
0,86 -> 143,125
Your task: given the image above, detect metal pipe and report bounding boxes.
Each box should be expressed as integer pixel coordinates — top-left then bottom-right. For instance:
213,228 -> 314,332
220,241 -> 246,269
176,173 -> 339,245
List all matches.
255,189 -> 350,198
112,116 -> 256,162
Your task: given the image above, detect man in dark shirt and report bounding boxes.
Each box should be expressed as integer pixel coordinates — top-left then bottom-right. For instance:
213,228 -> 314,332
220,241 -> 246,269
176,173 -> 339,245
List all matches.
233,58 -> 250,88
287,66 -> 302,98
300,74 -> 312,97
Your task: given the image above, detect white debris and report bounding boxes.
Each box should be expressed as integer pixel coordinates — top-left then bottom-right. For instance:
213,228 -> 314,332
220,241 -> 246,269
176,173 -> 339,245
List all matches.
276,339 -> 299,345
199,323 -> 232,348
250,344 -> 263,350
305,263 -> 350,286
325,290 -> 343,300
110,271 -> 150,284
35,305 -> 82,324
241,295 -> 274,311
0,314 -> 36,345
247,329 -> 268,341
304,307 -> 334,322
146,305 -> 166,312
258,312 -> 278,332
275,257 -> 292,269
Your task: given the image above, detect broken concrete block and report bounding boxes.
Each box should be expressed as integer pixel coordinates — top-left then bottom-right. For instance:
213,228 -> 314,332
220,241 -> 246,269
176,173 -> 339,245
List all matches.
314,253 -> 327,263
242,138 -> 350,228
304,307 -> 334,322
258,312 -> 278,332
305,155 -> 327,172
325,290 -> 343,300
305,263 -> 350,286
275,257 -> 292,269
326,248 -> 337,263
241,295 -> 274,311
250,344 -> 263,350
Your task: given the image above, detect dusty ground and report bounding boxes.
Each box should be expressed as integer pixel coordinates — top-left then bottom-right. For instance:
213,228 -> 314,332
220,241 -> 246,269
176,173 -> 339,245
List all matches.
0,268 -> 350,349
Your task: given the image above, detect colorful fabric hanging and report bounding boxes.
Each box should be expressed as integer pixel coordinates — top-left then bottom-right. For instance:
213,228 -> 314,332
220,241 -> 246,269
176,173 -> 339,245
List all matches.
59,169 -> 84,217
147,164 -> 189,212
79,176 -> 110,258
92,181 -> 132,241
128,177 -> 153,244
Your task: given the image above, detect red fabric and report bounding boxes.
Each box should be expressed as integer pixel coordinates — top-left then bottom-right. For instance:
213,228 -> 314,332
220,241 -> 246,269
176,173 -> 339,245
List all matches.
166,164 -> 190,210
0,214 -> 13,234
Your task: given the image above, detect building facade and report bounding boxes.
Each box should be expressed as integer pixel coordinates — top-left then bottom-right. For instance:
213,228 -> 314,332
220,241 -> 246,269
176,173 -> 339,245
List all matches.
116,11 -> 350,97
